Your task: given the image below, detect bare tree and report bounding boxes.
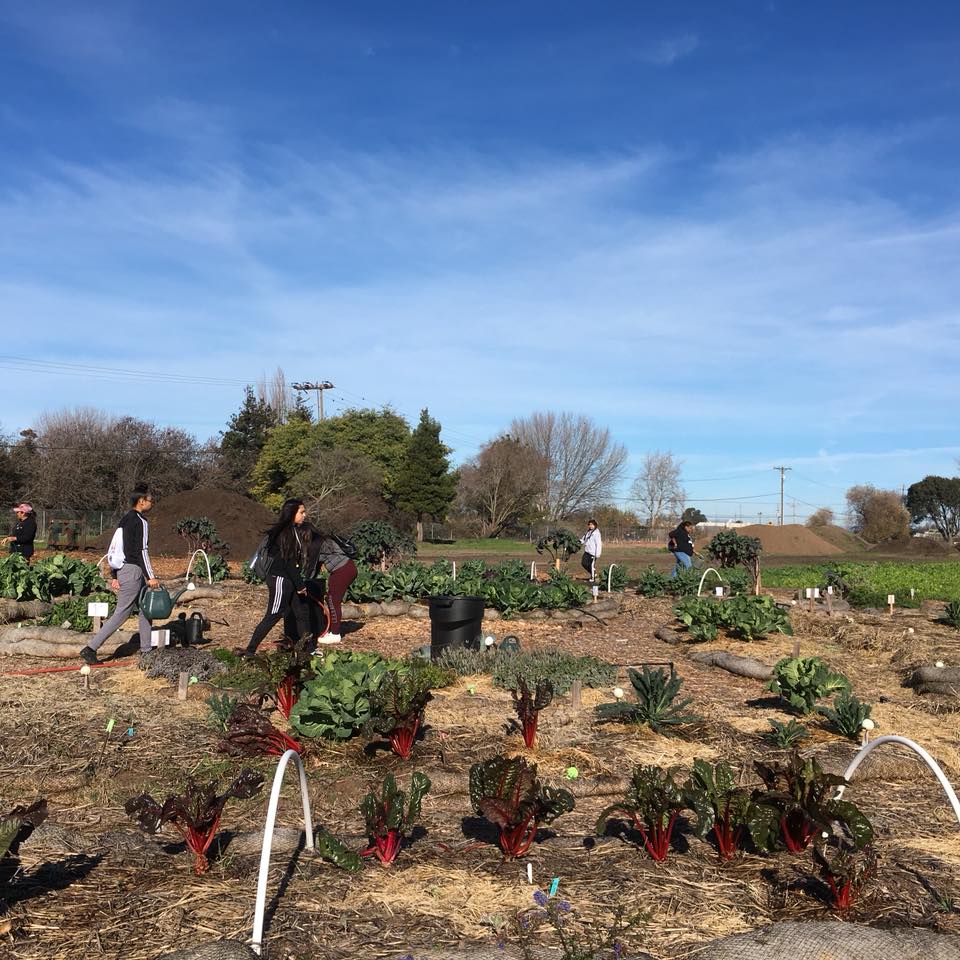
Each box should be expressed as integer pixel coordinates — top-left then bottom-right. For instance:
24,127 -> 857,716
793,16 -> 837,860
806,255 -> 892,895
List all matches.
256,366 -> 294,423
289,447 -> 388,530
457,435 -> 546,537
630,451 -> 685,527
26,409 -> 200,513
845,485 -> 910,543
806,507 -> 834,528
509,412 -> 627,521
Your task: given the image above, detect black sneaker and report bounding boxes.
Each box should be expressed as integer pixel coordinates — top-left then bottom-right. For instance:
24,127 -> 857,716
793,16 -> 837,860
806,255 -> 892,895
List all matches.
79,646 -> 99,665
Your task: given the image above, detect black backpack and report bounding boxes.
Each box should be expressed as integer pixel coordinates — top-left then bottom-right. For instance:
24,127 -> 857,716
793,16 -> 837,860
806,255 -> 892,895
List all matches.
249,535 -> 272,580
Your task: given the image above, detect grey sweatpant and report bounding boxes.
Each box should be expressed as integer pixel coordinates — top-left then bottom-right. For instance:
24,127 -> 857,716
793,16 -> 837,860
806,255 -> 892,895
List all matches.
89,564 -> 152,653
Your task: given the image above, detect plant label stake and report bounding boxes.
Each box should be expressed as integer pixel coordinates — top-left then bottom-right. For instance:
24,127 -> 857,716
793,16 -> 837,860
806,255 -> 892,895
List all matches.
571,679 -> 582,710
714,586 -> 723,597
87,601 -> 108,633
526,862 -> 533,884
826,592 -> 833,616
792,638 -> 801,658
549,877 -> 560,897
887,594 -> 895,615
910,588 -> 915,599
813,588 -> 820,599
177,671 -> 190,701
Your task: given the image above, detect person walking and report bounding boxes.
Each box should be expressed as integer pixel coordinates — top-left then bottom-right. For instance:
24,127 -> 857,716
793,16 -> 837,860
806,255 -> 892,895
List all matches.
668,520 -> 696,578
243,498 -> 315,657
305,531 -> 357,645
5,502 -> 37,561
580,519 -> 602,584
80,484 -> 158,664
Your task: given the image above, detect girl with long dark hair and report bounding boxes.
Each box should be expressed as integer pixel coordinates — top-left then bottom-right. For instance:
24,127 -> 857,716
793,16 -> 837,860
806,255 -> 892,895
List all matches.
243,498 -> 315,656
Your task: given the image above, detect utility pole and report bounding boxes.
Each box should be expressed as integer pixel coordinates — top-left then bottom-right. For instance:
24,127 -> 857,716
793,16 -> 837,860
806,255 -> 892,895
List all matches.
773,466 -> 792,526
292,381 -> 334,420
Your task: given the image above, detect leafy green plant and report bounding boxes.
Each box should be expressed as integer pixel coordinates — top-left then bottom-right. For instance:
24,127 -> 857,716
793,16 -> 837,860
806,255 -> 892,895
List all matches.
205,693 -> 239,731
764,718 -> 809,748
819,691 -> 873,740
684,759 -> 762,861
596,764 -> 686,862
706,531 -> 762,590
767,656 -> 851,715
814,842 -> 877,911
635,565 -> 669,597
367,670 -> 433,759
469,755 -> 575,857
942,601 -> 960,629
289,650 -> 390,739
596,666 -> 698,735
751,751 -> 873,853
349,520 -> 416,569
599,564 -> 629,592
674,595 -> 792,642
535,529 -> 582,569
240,560 -> 263,584
314,828 -> 363,871
0,553 -> 103,601
43,591 -> 116,631
673,596 -> 721,641
125,770 -> 264,874
360,771 -> 431,865
191,553 -> 229,583
511,678 -> 554,748
175,516 -> 228,555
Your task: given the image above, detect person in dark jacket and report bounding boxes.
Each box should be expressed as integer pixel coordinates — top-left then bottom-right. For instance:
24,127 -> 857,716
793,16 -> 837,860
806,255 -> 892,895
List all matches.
80,484 -> 159,664
243,498 -> 315,656
6,502 -> 37,561
303,530 -> 357,645
668,520 -> 696,578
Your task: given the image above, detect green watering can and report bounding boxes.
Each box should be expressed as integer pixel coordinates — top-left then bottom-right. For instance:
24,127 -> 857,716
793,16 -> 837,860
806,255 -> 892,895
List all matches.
139,583 -> 197,621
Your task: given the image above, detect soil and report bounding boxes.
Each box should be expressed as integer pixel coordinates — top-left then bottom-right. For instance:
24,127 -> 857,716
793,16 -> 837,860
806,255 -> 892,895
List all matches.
867,536 -> 957,558
733,524 -> 842,557
3,586 -> 960,960
93,488 -> 274,559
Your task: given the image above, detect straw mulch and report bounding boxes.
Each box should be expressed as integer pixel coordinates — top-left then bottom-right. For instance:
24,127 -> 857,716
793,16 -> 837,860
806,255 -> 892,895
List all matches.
2,583 -> 960,959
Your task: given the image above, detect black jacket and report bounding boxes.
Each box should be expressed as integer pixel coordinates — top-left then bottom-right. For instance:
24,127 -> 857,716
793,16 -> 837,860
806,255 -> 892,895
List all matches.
9,515 -> 37,558
669,525 -> 694,556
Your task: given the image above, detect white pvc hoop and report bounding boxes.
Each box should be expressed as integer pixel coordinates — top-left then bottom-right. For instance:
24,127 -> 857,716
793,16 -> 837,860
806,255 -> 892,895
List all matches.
697,567 -> 724,597
607,563 -> 617,592
530,561 -> 537,581
836,734 -> 960,827
451,560 -> 457,582
187,548 -> 212,585
250,749 -> 315,956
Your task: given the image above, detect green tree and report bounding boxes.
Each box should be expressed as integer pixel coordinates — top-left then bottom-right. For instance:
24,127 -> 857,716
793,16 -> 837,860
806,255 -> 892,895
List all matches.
906,476 -> 960,541
250,419 -> 320,509
313,407 -> 410,502
394,409 -> 459,541
219,387 -> 277,491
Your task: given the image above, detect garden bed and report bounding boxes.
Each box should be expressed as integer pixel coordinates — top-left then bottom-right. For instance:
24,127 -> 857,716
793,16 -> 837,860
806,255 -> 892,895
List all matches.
2,587 -> 960,960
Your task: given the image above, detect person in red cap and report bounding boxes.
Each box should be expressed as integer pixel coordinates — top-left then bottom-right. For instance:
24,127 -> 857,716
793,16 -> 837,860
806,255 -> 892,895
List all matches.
5,503 -> 37,562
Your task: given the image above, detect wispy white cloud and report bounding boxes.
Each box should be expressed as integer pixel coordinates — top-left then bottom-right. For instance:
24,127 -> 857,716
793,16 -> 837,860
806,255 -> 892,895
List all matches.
639,33 -> 700,66
0,120 -> 958,504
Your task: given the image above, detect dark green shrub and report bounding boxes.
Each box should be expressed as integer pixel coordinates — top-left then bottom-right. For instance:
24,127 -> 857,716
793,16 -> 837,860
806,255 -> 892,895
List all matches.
764,718 -> 809,748
43,591 -> 116,631
767,656 -> 851,715
600,564 -> 629,592
349,520 -> 416,568
943,601 -> 960,628
819,691 -> 872,740
595,666 -> 698,735
535,528 -> 582,568
191,553 -> 229,583
635,565 -> 668,597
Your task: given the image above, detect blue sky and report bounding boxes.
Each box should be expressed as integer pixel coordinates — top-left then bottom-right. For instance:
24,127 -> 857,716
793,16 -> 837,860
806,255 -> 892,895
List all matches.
1,1 -> 959,521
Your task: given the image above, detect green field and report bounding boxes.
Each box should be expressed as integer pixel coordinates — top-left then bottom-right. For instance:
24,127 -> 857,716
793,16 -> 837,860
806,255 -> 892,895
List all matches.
763,560 -> 960,603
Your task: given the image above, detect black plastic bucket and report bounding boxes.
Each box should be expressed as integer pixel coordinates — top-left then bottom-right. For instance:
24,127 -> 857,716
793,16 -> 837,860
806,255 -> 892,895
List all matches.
428,595 -> 485,659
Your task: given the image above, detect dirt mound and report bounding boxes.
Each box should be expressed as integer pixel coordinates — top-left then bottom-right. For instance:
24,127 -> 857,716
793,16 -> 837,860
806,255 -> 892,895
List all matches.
867,535 -> 955,557
808,524 -> 867,553
96,488 -> 274,558
733,524 -> 842,556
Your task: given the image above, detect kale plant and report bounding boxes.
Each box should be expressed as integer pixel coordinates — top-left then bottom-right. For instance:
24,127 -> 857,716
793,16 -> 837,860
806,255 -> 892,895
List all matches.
595,666 -> 698,735
767,656 -> 851,715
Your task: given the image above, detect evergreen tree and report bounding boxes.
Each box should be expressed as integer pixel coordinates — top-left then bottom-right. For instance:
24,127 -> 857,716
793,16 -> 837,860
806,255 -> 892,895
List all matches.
219,387 -> 278,491
394,409 -> 459,541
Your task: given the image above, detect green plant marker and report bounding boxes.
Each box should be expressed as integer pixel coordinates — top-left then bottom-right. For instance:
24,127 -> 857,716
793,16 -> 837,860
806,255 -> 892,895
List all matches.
105,718 -> 116,733
189,676 -> 199,684
565,766 -> 579,779
467,684 -> 476,695
549,877 -> 560,897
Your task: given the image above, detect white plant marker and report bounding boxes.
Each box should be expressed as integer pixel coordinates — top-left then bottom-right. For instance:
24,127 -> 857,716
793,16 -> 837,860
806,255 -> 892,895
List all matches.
888,594 -> 895,615
527,862 -> 534,884
714,586 -> 723,597
87,600 -> 109,634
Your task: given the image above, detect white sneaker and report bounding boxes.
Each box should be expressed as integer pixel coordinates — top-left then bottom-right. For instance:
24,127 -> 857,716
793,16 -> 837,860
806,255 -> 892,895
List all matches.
316,633 -> 342,645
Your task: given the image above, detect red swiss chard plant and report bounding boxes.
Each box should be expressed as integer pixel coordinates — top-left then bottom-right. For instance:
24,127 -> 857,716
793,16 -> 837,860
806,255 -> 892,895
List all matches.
359,771 -> 431,866
218,703 -> 304,757
814,842 -> 877,911
750,751 -> 873,854
684,759 -> 767,861
469,755 -> 575,858
596,764 -> 686,863
125,770 -> 264,875
511,677 -> 554,749
259,645 -> 316,720
367,670 -> 433,760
